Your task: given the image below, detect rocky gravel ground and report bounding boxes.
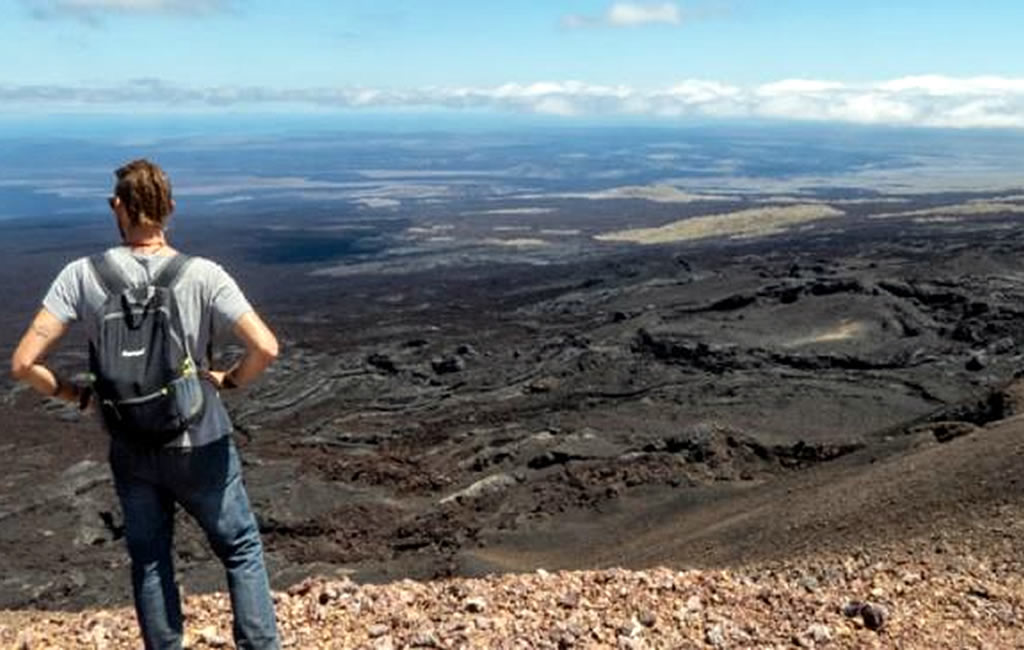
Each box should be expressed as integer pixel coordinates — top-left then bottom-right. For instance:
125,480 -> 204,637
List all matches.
3,513 -> 1022,649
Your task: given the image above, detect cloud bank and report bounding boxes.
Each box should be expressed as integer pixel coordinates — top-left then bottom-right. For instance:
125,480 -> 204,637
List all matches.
22,0 -> 232,20
7,76 -> 1024,129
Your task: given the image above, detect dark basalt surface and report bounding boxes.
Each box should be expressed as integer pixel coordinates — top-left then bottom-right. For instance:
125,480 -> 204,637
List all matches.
3,199 -> 1024,611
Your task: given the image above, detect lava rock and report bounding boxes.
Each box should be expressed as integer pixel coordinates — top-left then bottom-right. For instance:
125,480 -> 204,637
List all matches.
965,353 -> 986,372
439,474 -> 517,505
926,421 -> 980,443
367,353 -> 399,374
843,600 -> 887,631
861,603 -> 888,631
431,356 -> 465,374
464,597 -> 487,613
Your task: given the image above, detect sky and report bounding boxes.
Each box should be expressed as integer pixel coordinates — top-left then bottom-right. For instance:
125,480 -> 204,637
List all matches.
3,0 -> 1024,128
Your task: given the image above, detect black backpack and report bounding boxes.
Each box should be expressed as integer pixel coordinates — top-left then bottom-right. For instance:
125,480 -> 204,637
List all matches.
88,252 -> 205,446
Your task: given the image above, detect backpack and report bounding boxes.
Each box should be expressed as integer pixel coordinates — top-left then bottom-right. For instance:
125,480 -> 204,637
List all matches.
88,252 -> 206,446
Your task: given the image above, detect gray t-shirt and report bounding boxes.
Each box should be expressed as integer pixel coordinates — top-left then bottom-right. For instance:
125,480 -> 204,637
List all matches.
42,246 -> 254,448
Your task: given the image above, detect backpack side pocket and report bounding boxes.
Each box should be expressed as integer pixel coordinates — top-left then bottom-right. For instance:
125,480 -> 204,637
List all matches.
170,371 -> 206,425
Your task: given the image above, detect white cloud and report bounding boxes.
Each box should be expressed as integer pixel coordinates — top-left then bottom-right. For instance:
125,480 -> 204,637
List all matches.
756,79 -> 847,97
532,96 -> 580,116
7,75 -> 1024,129
662,80 -> 741,103
22,0 -> 232,20
563,2 -> 684,28
607,2 -> 681,26
876,75 -> 1024,96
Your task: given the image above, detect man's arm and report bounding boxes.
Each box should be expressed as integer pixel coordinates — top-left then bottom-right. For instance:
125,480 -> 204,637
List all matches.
10,308 -> 78,402
206,311 -> 279,389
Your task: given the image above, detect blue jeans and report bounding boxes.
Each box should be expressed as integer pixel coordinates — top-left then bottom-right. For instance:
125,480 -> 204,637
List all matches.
110,435 -> 279,650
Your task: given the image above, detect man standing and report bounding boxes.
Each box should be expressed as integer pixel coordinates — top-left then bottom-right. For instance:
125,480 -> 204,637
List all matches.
10,159 -> 280,649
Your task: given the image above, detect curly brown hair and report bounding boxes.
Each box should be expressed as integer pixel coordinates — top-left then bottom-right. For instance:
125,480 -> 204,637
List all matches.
113,159 -> 173,229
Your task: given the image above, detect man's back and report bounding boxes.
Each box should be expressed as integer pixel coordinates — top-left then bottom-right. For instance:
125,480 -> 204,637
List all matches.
43,246 -> 252,447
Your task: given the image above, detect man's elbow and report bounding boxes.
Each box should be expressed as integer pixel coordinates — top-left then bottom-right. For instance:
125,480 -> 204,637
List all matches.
9,354 -> 31,382
256,336 -> 280,364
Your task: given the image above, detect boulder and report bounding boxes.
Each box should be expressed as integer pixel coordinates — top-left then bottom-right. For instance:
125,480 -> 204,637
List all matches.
439,474 -> 517,505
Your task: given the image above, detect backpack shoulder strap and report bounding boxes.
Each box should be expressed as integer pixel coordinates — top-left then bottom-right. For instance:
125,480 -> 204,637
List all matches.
89,252 -> 129,298
153,254 -> 192,290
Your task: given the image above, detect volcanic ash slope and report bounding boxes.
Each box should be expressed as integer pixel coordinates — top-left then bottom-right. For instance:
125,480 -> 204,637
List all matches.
3,408 -> 1023,648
